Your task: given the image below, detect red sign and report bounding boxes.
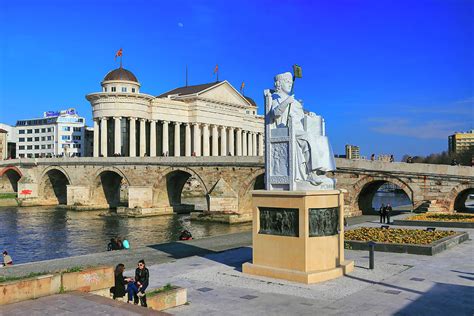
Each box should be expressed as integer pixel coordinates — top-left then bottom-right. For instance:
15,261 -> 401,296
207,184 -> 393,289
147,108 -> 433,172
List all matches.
20,189 -> 32,195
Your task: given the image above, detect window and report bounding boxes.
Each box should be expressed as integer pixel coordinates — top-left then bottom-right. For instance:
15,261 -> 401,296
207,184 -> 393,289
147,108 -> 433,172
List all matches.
111,87 -> 116,92
62,126 -> 70,131
34,129 -> 39,133
41,128 -> 46,133
73,144 -> 81,148
27,130 -> 33,134
27,137 -> 32,142
62,135 -> 70,140
47,128 -> 52,132
41,145 -> 46,149
41,137 -> 46,141
73,127 -> 81,132
19,138 -> 25,142
47,144 -> 52,149
34,145 -> 39,149
47,136 -> 52,140
19,154 -> 25,158
35,153 -> 40,158
73,135 -> 81,140
27,145 -> 32,150
27,154 -> 32,158
121,87 -> 127,92
132,88 -> 136,93
34,137 -> 39,141
19,130 -> 25,134
19,146 -> 25,150
103,87 -> 107,92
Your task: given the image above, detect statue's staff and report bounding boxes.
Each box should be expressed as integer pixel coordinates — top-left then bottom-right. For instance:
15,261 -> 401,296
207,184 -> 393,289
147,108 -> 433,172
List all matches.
286,64 -> 303,127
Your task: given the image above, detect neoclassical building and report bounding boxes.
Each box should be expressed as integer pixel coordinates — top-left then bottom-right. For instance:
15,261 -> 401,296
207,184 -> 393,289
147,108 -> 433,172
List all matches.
86,66 -> 264,157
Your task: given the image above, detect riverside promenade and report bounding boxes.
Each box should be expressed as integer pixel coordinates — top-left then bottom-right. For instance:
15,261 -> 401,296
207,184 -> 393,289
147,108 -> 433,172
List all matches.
1,215 -> 473,315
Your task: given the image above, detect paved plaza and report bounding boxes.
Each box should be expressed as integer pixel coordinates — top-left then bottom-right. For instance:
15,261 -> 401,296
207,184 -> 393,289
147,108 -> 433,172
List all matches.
1,215 -> 473,315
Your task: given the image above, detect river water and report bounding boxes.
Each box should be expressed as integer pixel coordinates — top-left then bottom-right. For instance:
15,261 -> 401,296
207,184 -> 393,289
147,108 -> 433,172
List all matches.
0,192 -> 414,265
0,207 -> 251,265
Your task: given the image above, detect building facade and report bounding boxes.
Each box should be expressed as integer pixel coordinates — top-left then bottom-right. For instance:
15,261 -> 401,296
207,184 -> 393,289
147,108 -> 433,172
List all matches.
86,67 -> 264,157
345,144 -> 360,160
0,123 -> 15,159
449,130 -> 474,155
15,109 -> 86,158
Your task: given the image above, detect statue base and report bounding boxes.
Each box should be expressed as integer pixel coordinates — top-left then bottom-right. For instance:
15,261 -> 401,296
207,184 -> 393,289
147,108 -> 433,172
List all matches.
242,189 -> 354,284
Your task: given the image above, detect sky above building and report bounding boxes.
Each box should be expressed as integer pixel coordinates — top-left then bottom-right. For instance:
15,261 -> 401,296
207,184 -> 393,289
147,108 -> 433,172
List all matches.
0,0 -> 472,159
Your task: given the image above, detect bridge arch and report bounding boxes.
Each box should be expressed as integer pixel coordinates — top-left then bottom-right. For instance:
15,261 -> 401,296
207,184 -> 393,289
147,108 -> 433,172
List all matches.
93,167 -> 130,209
350,175 -> 413,215
238,169 -> 265,213
447,184 -> 474,212
39,167 -> 71,205
154,167 -> 209,212
0,166 -> 22,193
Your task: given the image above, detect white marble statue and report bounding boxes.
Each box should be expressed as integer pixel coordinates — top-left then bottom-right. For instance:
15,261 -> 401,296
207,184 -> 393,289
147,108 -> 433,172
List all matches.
264,72 -> 336,191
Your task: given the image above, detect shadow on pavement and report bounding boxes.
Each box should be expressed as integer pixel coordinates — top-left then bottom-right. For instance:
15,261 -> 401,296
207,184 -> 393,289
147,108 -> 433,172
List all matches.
148,242 -> 252,270
394,282 -> 474,316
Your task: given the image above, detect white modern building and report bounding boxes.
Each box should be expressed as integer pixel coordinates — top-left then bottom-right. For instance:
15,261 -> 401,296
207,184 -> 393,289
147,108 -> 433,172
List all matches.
15,109 -> 86,158
86,66 -> 264,157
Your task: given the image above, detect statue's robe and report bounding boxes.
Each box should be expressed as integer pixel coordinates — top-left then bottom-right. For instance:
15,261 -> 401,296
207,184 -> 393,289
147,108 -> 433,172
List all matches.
270,91 -> 335,182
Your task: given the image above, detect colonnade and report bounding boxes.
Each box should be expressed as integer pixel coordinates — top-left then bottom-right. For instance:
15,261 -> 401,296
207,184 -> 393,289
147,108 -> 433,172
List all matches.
93,117 -> 264,157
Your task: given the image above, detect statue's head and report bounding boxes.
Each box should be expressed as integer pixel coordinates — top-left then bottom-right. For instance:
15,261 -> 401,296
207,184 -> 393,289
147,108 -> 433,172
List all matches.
274,72 -> 293,94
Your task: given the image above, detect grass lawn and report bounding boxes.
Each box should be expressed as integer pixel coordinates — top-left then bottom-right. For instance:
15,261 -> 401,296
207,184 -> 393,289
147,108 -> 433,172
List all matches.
345,227 -> 456,245
406,213 -> 474,223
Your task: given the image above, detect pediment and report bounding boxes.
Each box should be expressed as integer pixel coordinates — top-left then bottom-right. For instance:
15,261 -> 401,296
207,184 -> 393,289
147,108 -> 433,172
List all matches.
199,81 -> 252,107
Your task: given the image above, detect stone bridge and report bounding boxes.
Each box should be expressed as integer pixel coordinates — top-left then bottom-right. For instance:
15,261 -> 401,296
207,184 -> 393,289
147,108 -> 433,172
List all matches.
0,157 -> 472,217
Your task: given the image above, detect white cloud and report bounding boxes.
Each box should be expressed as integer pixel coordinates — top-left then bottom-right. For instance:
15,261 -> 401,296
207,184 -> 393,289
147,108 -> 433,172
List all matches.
178,22 -> 184,28
368,118 -> 466,139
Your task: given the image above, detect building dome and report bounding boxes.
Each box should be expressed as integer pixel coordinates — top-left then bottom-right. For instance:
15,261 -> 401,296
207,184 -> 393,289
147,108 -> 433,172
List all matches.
103,67 -> 138,83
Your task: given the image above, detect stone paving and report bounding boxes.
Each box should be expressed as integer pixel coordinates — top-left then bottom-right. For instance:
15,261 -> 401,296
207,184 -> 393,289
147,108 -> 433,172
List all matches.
2,214 -> 473,315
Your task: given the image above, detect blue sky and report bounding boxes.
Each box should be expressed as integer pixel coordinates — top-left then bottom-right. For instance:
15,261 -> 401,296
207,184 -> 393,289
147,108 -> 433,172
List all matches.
0,0 -> 472,159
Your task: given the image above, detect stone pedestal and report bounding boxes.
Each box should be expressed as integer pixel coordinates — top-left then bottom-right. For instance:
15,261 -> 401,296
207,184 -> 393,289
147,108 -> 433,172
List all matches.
242,189 -> 353,284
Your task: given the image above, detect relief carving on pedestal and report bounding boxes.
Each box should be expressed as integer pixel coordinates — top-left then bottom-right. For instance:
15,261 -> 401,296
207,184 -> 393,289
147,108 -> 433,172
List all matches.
258,207 -> 299,237
309,207 -> 339,237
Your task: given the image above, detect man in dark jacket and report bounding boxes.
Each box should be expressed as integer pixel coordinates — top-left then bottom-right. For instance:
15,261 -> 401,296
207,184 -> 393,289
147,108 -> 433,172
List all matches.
127,259 -> 149,307
379,204 -> 386,223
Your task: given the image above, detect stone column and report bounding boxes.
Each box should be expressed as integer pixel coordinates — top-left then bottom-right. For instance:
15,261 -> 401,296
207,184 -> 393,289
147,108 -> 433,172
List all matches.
228,127 -> 235,156
252,132 -> 257,156
129,118 -> 136,157
162,121 -> 169,156
139,119 -> 146,157
174,122 -> 181,157
220,126 -> 227,156
93,119 -> 99,157
242,131 -> 248,156
202,124 -> 210,156
258,133 -> 264,156
211,125 -> 219,156
150,120 -> 156,157
193,123 -> 201,156
236,128 -> 242,156
247,132 -> 253,156
114,117 -> 121,155
100,117 -> 108,157
185,123 -> 191,157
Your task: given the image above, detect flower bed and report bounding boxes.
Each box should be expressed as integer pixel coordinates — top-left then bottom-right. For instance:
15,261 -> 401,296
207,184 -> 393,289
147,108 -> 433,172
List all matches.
345,227 -> 456,245
406,213 -> 474,223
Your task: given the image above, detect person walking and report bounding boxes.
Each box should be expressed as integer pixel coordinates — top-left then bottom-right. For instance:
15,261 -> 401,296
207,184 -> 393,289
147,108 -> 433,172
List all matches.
379,203 -> 386,224
386,203 -> 393,224
127,259 -> 149,307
